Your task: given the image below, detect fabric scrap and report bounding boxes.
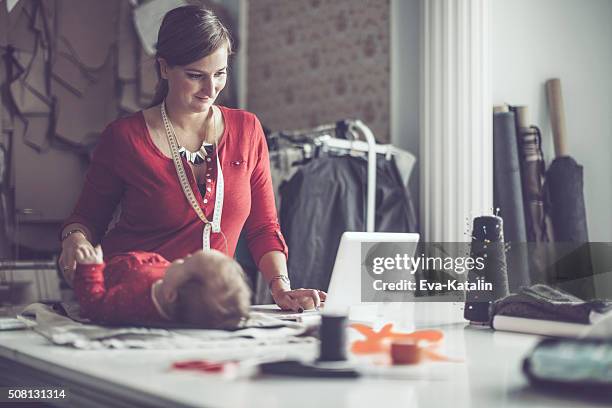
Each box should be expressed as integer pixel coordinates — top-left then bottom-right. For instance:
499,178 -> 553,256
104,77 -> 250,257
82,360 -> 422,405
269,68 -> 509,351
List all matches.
19,303 -> 315,350
12,118 -> 85,220
133,0 -> 187,56
9,49 -> 52,116
52,53 -> 117,145
117,0 -> 139,81
5,0 -> 36,53
54,0 -> 118,70
490,284 -> 612,325
138,47 -> 157,106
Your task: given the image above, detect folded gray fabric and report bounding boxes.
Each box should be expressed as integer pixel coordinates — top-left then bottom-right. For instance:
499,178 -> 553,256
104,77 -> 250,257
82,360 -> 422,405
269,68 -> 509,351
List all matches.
490,284 -> 612,325
19,303 -> 315,350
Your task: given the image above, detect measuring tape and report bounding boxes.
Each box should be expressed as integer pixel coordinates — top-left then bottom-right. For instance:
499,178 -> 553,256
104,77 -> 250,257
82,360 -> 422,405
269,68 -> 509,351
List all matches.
161,102 -> 224,250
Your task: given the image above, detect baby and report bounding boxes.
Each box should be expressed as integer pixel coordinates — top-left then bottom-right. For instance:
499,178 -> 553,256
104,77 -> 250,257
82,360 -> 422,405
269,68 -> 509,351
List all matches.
73,246 -> 251,329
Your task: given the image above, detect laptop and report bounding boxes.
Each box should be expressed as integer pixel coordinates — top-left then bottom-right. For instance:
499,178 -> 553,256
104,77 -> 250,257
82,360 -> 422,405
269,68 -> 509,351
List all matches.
252,231 -> 420,322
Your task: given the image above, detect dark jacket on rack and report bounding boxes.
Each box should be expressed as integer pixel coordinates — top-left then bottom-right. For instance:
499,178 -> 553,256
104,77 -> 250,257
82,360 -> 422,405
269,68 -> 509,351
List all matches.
279,155 -> 417,291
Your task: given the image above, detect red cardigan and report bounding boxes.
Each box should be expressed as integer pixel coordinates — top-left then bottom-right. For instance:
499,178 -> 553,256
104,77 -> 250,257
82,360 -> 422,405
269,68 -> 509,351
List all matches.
74,252 -> 169,324
63,107 -> 287,264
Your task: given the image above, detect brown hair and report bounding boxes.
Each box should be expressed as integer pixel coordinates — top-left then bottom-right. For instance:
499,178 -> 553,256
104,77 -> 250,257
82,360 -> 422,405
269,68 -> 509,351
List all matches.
175,257 -> 250,329
150,5 -> 233,107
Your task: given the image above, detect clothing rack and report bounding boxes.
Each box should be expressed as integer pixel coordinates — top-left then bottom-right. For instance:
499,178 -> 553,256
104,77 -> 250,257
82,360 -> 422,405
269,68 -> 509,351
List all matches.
270,120 -> 391,232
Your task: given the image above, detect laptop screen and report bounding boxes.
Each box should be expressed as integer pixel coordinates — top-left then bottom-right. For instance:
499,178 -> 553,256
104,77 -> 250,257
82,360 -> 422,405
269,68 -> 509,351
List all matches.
324,231 -> 420,313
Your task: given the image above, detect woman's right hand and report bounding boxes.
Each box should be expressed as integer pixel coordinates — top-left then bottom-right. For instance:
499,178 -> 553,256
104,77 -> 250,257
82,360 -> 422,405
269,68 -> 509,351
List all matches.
58,232 -> 95,286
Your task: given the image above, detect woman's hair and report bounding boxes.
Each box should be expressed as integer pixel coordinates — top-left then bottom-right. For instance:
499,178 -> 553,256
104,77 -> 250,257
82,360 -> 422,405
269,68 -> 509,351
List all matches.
149,5 -> 233,107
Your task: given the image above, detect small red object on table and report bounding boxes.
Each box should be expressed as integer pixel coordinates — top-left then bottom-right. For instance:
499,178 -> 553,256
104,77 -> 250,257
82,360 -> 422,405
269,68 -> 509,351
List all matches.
172,360 -> 227,373
390,340 -> 422,365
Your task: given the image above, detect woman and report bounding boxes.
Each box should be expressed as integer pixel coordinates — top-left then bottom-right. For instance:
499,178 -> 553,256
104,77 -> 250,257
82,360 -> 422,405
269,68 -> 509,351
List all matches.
59,5 -> 324,312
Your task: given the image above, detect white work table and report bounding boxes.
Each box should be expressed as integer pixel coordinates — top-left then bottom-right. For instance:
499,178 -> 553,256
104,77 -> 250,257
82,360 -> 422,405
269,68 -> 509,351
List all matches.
0,317 -> 606,408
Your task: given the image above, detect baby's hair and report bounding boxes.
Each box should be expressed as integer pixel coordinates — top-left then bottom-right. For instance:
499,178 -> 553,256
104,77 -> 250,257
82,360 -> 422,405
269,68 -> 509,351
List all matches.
175,257 -> 250,329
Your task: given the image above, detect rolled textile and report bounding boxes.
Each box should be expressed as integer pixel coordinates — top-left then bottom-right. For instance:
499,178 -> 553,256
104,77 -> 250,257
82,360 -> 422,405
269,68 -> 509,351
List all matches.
544,79 -> 593,300
547,157 -> 588,243
545,155 -> 593,299
512,111 -> 549,244
511,106 -> 552,287
493,111 -> 530,290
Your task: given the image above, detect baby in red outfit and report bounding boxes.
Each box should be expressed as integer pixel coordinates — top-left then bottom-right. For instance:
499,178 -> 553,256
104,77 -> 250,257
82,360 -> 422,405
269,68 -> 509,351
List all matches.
73,245 -> 251,329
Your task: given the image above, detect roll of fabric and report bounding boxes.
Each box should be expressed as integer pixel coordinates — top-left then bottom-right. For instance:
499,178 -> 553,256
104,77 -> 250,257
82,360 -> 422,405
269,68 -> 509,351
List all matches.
491,284 -> 612,324
510,105 -> 553,288
544,79 -> 594,300
547,157 -> 588,242
511,108 -> 550,245
493,111 -> 530,290
546,157 -> 593,299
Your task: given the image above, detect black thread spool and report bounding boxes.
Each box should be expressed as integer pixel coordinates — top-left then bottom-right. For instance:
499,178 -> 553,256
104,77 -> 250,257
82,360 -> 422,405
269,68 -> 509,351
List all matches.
464,215 -> 510,325
318,314 -> 348,362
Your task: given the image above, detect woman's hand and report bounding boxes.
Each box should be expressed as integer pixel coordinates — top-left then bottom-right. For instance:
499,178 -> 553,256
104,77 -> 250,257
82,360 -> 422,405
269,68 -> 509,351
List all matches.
59,232 -> 95,285
271,288 -> 327,312
258,251 -> 326,312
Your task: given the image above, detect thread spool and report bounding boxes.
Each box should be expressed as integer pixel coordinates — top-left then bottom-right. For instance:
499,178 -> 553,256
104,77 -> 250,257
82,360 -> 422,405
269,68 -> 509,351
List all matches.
464,215 -> 510,324
318,314 -> 348,362
390,340 -> 421,365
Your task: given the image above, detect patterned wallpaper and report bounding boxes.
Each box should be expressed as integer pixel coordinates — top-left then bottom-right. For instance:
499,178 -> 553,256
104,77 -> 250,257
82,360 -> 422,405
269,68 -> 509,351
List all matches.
247,0 -> 390,142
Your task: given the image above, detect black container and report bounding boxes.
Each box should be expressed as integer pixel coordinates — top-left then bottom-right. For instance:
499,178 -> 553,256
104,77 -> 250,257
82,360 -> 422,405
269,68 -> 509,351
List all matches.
318,314 -> 348,362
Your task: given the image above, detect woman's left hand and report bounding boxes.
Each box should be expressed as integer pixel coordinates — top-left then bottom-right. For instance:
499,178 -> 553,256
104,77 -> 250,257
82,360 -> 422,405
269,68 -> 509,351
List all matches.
272,288 -> 327,312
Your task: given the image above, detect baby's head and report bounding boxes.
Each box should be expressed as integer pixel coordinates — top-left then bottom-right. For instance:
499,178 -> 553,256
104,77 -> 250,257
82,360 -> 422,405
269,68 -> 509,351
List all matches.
163,250 -> 251,329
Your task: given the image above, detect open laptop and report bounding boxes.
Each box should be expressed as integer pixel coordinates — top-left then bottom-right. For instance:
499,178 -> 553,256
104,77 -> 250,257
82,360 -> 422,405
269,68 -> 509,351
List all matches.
251,231 -> 420,321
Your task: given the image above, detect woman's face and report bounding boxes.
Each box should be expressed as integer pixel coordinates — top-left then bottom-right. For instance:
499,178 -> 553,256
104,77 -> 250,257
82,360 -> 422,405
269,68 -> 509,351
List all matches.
160,46 -> 229,113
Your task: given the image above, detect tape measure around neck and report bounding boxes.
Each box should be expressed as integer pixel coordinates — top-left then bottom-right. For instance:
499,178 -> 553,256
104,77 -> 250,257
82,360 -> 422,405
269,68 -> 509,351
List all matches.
161,102 -> 224,250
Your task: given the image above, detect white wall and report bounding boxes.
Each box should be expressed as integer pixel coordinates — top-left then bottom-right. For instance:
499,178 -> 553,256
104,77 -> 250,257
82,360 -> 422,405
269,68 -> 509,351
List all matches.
391,0 -> 421,225
491,0 -> 612,242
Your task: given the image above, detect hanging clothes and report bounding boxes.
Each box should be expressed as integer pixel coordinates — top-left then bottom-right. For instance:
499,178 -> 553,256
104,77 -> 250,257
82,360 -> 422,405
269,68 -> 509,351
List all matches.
389,147 -> 416,192
279,155 -> 417,291
246,144 -> 310,303
269,147 -> 305,211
